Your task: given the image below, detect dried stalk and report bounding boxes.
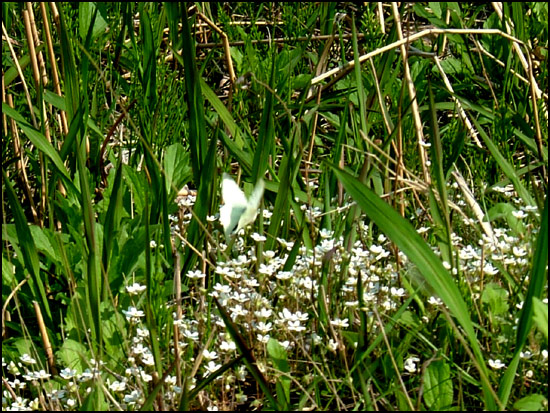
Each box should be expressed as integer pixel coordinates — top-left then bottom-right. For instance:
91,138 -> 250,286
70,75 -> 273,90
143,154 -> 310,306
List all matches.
391,2 -> 430,183
433,55 -> 482,147
311,28 -> 525,86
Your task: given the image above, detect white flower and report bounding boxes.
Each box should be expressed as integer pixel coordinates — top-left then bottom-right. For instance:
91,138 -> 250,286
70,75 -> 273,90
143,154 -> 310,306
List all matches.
428,296 -> 443,306
256,321 -> 273,334
488,359 -> 506,369
511,210 -> 527,219
126,282 -> 146,295
483,263 -> 499,275
276,271 -> 293,280
219,340 -> 236,352
253,307 -> 272,320
109,380 -> 127,392
230,304 -> 248,318
330,318 -> 349,328
287,320 -> 306,332
20,354 -> 37,364
183,329 -> 199,341
122,306 -> 145,323
520,351 -> 533,359
203,361 -> 221,377
251,233 -> 267,242
60,368 -> 77,380
124,389 -> 142,405
186,270 -> 206,279
404,356 -> 421,373
203,349 -> 218,360
140,370 -> 153,382
512,246 -> 527,257
390,287 -> 406,297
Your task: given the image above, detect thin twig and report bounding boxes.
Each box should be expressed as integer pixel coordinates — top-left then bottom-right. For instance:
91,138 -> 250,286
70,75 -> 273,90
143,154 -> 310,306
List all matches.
195,32 -> 364,49
196,11 -> 235,84
373,306 -> 415,411
311,28 -> 525,86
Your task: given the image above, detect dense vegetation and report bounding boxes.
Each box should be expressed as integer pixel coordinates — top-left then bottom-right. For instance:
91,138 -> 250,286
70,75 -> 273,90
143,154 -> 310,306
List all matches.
2,2 -> 548,411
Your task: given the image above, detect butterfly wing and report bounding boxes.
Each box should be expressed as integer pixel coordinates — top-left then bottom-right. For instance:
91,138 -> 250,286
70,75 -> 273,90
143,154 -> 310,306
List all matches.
220,174 -> 248,238
237,178 -> 265,233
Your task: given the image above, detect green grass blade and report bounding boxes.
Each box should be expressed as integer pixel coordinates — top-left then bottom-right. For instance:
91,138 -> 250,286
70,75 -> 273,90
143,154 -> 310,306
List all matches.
2,170 -> 53,330
182,132 -> 218,276
181,5 -> 207,183
251,59 -> 275,182
200,78 -> 244,149
498,192 -> 548,406
329,164 -> 499,410
471,116 -> 536,208
2,104 -> 69,180
214,297 -> 280,410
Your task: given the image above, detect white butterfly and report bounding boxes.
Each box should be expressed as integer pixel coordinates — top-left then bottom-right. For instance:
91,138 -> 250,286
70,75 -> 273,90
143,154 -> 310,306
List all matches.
220,173 -> 265,239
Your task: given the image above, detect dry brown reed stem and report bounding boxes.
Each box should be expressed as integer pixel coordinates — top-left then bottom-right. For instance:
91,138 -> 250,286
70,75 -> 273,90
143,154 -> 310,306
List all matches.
196,11 -> 236,84
527,52 -> 547,182
33,301 -> 58,376
311,28 -> 526,86
22,8 -> 41,89
195,32 -> 364,49
451,168 -> 495,241
26,2 -> 48,86
2,22 -> 38,129
2,278 -> 27,339
474,41 -> 548,101
23,6 -> 49,225
48,2 -> 60,33
41,2 -> 68,135
432,55 -> 482,147
5,94 -> 39,223
391,2 -> 430,184
358,131 -> 475,225
377,2 -> 386,34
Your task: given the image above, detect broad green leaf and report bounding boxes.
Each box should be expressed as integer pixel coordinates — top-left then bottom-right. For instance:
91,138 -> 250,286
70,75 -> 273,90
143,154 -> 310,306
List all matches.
481,282 -> 509,316
423,360 -> 453,410
532,297 -> 548,341
513,394 -> 548,411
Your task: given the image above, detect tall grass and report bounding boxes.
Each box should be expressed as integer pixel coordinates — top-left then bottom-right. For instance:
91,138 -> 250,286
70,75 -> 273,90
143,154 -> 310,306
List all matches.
2,3 -> 547,411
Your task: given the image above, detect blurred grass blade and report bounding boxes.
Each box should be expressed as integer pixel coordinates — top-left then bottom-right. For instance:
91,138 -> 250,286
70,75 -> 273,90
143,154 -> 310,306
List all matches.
102,159 -> 124,281
252,59 -> 275,182
427,79 -> 452,264
214,297 -> 280,410
471,116 -> 536,208
3,170 -> 53,331
2,104 -> 70,180
182,131 -> 218,276
181,5 -> 207,183
200,78 -> 244,148
265,129 -> 301,251
329,164 -> 499,410
499,191 -> 548,405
